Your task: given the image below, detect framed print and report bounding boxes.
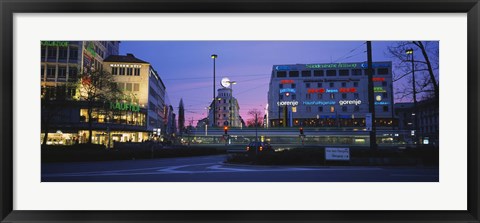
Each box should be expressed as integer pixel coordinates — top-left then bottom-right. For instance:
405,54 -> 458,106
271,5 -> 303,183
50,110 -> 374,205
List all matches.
1,0 -> 479,222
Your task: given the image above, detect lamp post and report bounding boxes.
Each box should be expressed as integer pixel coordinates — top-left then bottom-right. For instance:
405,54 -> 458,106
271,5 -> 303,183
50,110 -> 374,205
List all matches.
205,106 -> 210,136
406,48 -> 418,144
227,80 -> 237,127
211,54 -> 218,127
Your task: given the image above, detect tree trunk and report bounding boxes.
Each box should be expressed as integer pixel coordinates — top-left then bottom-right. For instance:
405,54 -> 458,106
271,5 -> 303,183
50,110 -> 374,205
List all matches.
88,107 -> 93,144
42,122 -> 49,146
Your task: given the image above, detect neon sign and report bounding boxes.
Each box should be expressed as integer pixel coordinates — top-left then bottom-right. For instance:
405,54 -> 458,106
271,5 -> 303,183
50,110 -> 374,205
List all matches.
41,41 -> 69,47
303,101 -> 335,106
374,87 -> 386,92
338,99 -> 362,106
360,62 -> 391,68
110,102 -> 140,112
374,101 -> 390,105
305,63 -> 357,69
276,65 -> 291,71
307,88 -> 325,94
372,77 -> 385,82
339,88 -> 357,93
280,88 -> 296,94
280,80 -> 295,84
277,101 -> 299,106
326,89 -> 338,93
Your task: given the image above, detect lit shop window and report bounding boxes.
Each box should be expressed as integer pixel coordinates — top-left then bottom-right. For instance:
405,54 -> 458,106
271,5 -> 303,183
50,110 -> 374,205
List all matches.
330,106 -> 335,113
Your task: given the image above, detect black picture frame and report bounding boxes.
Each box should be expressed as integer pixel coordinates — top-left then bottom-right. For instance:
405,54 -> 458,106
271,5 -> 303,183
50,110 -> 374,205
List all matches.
1,0 -> 479,222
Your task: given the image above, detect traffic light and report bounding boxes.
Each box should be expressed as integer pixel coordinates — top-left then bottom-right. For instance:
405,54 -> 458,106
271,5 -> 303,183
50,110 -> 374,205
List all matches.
224,126 -> 228,135
299,127 -> 304,135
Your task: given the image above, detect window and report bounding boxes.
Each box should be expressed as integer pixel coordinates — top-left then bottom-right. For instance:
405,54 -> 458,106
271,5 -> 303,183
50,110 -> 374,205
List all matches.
223,99 -> 226,103
119,67 -> 125,75
354,82 -> 359,87
277,71 -> 287,77
313,70 -> 324,77
317,83 -> 322,87
58,47 -> 68,60
317,93 -> 323,99
41,66 -> 44,78
223,114 -> 226,118
339,69 -> 349,76
41,47 -> 46,59
111,67 -> 118,75
329,82 -> 334,87
378,68 -> 389,75
223,107 -> 226,110
279,84 -> 283,88
301,70 -> 311,77
69,47 -> 78,61
342,93 -> 347,99
127,68 -> 133,76
354,93 -> 359,99
330,93 -> 335,99
352,69 -> 362,76
326,70 -> 336,76
279,95 -> 284,100
306,106 -> 312,112
47,47 -> 57,59
318,107 -> 323,112
134,68 -> 141,76
289,71 -> 299,77
133,83 -> 140,91
292,94 -> 296,100
46,66 -> 56,78
291,83 -> 296,88
306,94 -> 311,99
117,82 -> 125,91
330,106 -> 335,113
382,92 -> 388,98
58,66 -> 67,78
341,82 -> 347,87
382,81 -> 387,86
365,69 -> 375,75
354,106 -> 360,112
125,83 -> 132,91
383,106 -> 389,112
306,83 -> 310,88
342,106 -> 347,112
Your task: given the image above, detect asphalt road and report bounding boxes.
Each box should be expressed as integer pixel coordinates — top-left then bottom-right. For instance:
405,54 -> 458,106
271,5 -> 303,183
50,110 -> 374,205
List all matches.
42,155 -> 438,182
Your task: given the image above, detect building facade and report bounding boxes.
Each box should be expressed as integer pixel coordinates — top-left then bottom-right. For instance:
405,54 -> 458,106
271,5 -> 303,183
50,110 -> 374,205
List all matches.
40,41 -> 176,146
207,87 -> 241,127
267,61 -> 395,128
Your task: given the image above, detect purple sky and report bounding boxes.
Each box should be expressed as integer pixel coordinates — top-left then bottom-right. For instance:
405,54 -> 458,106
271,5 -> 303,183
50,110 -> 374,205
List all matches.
119,41 -> 435,126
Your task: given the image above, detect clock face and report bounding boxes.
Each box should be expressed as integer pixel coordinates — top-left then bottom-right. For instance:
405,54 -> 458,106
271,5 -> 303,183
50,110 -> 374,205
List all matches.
221,77 -> 231,88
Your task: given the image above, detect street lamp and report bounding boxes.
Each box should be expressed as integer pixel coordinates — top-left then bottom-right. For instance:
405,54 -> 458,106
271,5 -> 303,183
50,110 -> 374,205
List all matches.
211,54 -> 218,127
227,80 -> 237,127
205,106 -> 210,136
406,48 -> 418,143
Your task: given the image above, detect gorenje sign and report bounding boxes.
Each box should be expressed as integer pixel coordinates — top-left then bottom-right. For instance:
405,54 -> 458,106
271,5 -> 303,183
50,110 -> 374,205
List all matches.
110,102 -> 140,112
338,99 -> 362,106
277,101 -> 299,106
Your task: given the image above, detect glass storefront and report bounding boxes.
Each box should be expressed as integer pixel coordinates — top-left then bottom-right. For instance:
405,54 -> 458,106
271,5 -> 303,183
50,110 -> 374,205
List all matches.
80,108 -> 146,126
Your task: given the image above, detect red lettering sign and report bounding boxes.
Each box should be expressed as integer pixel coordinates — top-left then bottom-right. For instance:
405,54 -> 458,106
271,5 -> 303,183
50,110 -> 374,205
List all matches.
307,88 -> 325,94
339,88 -> 357,93
372,77 -> 385,82
280,80 -> 295,84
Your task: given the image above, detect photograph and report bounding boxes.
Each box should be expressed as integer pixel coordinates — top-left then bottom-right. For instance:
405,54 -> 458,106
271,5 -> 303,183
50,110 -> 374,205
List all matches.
40,40 -> 440,182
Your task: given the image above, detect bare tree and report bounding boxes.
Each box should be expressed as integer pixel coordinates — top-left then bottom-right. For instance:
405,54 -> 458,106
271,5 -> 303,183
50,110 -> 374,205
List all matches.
77,68 -> 122,144
41,86 -> 68,146
247,109 -> 264,128
387,41 -> 439,102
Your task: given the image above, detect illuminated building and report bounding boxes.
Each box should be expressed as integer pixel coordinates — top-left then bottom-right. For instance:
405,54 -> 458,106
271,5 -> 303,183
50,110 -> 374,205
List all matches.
267,61 -> 395,128
207,85 -> 241,127
40,42 -> 176,146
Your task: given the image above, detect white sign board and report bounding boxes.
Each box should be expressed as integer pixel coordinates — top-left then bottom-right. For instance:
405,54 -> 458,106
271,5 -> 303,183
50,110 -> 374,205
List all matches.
365,113 -> 372,131
325,147 -> 350,161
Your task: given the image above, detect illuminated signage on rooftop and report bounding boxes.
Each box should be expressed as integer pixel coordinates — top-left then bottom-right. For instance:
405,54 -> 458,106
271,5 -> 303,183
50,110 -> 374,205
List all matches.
372,77 -> 385,82
374,101 -> 390,105
275,65 -> 291,71
374,87 -> 386,92
339,88 -> 357,93
280,80 -> 295,84
41,41 -> 69,47
361,62 -> 391,68
306,63 -> 358,69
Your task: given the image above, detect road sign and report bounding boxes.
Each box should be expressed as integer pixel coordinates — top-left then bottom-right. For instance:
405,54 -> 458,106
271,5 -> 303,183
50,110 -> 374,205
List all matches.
365,113 -> 372,131
325,147 -> 350,161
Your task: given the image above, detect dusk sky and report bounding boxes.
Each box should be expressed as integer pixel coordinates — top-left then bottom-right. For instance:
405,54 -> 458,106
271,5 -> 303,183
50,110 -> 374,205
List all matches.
119,41 -> 434,126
